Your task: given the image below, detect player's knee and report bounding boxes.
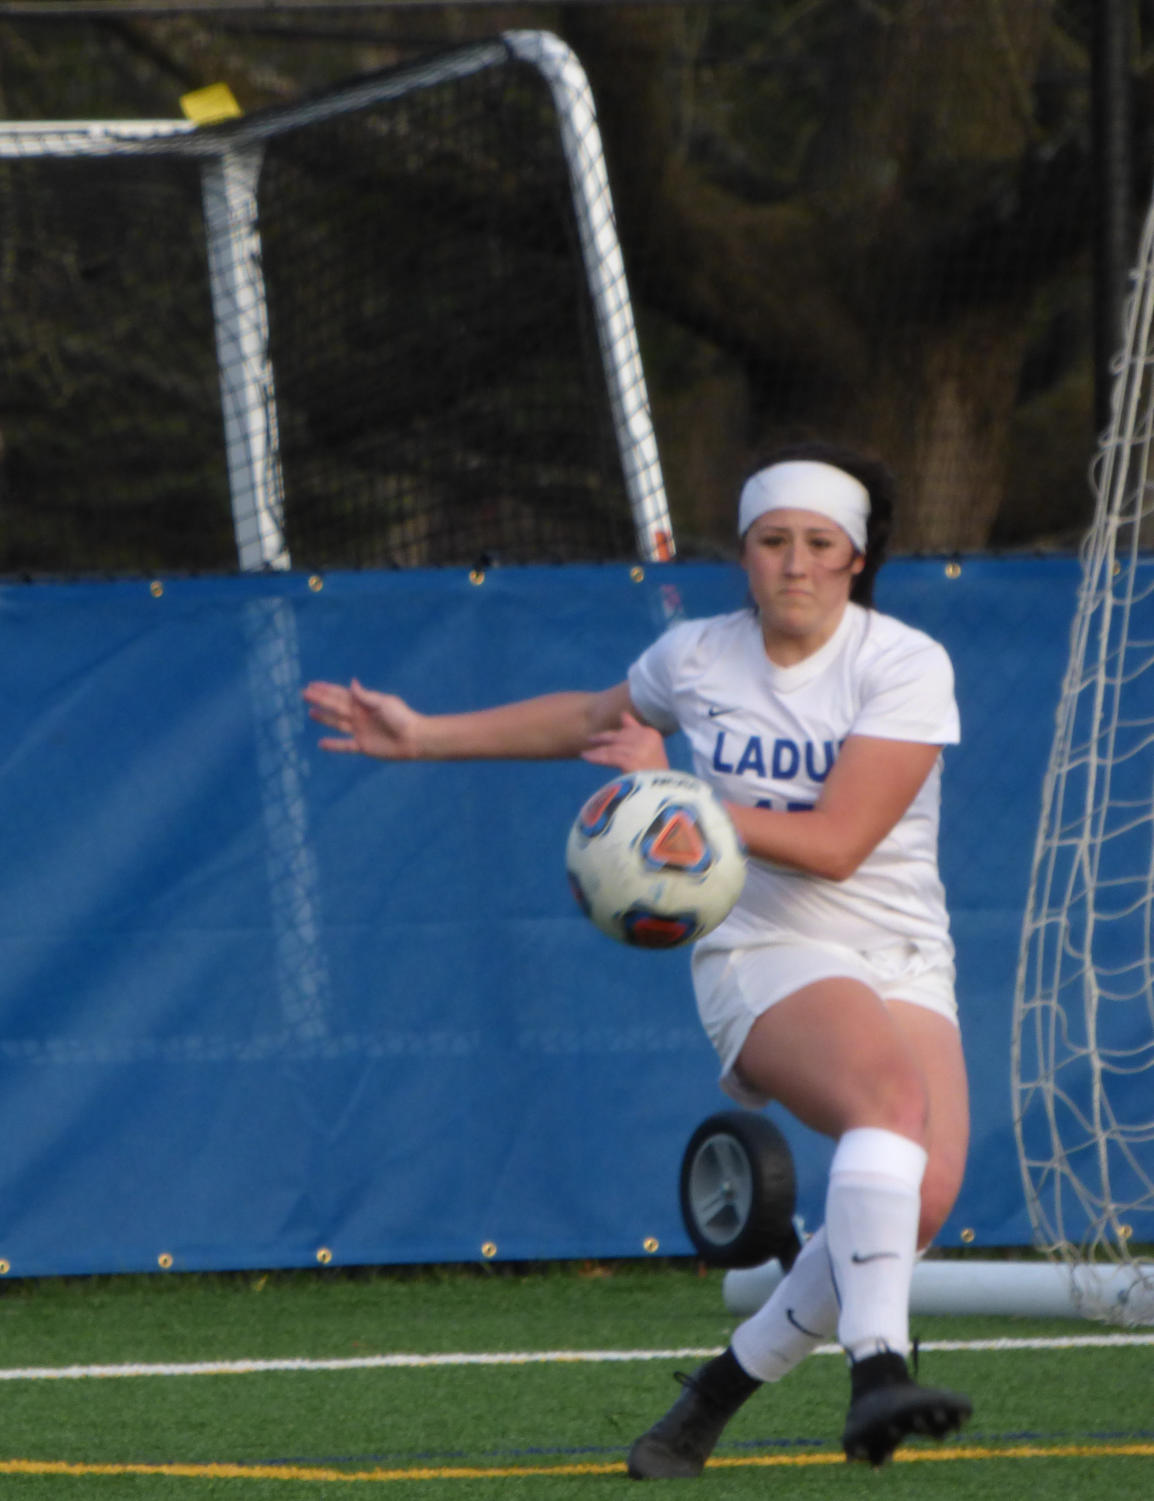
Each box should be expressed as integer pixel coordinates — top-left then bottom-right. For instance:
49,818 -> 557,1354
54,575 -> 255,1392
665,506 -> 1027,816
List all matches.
854,1053 -> 929,1143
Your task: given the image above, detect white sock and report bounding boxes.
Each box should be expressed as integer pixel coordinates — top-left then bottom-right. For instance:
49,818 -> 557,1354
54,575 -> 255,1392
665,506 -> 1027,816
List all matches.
730,1226 -> 838,1382
824,1127 -> 926,1363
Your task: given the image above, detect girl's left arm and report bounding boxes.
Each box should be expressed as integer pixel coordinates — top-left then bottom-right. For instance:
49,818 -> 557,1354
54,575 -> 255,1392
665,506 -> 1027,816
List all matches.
725,734 -> 942,881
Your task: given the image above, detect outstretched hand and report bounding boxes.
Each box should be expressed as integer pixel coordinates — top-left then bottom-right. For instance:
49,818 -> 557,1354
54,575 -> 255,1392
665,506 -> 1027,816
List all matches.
302,679 -> 423,760
582,711 -> 669,773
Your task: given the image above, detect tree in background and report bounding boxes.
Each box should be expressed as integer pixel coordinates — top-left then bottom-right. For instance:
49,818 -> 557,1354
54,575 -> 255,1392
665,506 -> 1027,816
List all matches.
562,0 -> 1097,553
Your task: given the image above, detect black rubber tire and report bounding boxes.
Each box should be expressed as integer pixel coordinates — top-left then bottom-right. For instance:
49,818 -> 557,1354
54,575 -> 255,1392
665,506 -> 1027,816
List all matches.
679,1110 -> 801,1269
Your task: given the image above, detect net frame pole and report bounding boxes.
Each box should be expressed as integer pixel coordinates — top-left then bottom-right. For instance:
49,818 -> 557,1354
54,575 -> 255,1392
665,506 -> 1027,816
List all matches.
504,30 -> 674,563
200,146 -> 290,572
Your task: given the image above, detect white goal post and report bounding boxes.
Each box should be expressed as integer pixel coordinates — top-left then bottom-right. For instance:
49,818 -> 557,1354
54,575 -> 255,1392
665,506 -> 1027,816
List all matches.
0,32 -> 673,571
1011,173 -> 1154,1326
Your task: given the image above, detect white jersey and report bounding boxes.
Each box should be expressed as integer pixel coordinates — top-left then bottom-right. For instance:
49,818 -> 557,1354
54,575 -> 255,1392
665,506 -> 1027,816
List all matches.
626,602 -> 959,957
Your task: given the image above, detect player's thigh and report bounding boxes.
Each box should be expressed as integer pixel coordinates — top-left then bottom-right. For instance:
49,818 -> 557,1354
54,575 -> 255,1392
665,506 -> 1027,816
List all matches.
734,977 -> 930,1143
885,999 -> 969,1244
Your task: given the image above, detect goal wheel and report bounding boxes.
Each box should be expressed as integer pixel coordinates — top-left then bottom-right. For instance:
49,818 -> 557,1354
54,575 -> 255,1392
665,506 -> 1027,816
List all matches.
679,1111 -> 801,1269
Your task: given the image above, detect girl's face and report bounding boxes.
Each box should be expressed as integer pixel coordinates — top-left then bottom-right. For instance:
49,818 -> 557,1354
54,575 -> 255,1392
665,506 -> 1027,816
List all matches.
741,508 -> 864,652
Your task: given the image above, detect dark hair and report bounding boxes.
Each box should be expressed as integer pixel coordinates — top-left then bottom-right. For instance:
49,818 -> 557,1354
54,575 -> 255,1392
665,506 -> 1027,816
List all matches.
742,439 -> 896,607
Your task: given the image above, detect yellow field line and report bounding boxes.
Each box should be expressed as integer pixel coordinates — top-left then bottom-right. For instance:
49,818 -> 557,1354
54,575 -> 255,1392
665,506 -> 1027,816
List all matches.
2,1441 -> 1153,1482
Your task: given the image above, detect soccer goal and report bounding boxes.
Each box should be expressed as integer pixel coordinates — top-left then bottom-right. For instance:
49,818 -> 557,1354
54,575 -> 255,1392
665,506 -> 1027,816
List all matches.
0,32 -> 671,577
1011,179 -> 1154,1326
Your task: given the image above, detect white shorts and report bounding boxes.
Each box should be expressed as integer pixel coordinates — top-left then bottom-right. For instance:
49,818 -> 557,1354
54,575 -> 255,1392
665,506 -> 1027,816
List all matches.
691,939 -> 958,1110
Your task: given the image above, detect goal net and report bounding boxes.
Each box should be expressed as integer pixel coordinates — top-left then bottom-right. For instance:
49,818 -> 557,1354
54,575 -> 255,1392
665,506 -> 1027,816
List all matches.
1012,183 -> 1154,1325
0,32 -> 670,578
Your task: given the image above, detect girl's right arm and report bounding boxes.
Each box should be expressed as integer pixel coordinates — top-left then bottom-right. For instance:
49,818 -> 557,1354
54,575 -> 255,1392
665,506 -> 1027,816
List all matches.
302,678 -> 638,762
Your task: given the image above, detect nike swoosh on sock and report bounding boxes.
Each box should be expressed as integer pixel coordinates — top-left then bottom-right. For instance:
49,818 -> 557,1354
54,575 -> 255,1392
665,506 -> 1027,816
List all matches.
786,1308 -> 824,1338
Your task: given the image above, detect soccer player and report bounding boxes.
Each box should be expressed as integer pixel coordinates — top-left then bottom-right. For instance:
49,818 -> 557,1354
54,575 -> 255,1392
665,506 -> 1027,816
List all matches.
303,440 -> 972,1474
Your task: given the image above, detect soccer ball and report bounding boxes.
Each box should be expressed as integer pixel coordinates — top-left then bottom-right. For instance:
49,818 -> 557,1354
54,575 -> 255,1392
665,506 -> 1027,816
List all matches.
565,769 -> 746,949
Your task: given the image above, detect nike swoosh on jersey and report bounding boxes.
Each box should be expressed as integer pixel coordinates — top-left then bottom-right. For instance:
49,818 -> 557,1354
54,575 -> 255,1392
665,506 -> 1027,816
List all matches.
850,1251 -> 901,1264
706,705 -> 738,718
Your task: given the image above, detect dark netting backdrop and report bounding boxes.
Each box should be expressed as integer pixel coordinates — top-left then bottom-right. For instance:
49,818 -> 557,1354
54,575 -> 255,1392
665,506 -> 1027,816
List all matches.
0,43 -> 639,577
0,151 -> 231,574
258,51 -> 638,571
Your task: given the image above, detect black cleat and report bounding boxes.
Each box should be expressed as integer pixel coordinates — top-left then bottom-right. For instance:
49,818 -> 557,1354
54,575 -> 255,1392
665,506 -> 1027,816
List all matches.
627,1348 -> 761,1480
842,1350 -> 972,1467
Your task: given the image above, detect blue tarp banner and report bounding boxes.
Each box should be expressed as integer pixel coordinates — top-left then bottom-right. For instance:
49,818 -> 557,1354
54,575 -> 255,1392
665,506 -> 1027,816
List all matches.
0,558 -> 1083,1274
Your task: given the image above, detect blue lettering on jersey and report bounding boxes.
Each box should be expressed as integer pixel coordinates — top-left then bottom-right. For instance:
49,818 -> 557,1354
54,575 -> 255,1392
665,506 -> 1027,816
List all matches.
735,736 -> 766,777
772,739 -> 800,779
805,740 -> 837,781
713,729 -> 840,786
711,730 -> 735,773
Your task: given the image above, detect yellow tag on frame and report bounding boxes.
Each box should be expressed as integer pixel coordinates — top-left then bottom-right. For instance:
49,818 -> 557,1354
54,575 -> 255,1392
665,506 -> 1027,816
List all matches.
179,83 -> 242,125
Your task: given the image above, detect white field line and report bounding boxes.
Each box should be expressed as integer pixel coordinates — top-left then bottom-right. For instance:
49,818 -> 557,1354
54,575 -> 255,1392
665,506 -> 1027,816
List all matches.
2,1333 -> 1154,1382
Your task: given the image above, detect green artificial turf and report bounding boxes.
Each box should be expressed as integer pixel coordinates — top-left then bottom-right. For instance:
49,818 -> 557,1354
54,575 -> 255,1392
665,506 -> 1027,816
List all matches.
0,1260 -> 1149,1499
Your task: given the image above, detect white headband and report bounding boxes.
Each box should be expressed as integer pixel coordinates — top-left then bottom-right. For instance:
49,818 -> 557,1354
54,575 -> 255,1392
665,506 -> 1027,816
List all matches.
738,460 -> 870,552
